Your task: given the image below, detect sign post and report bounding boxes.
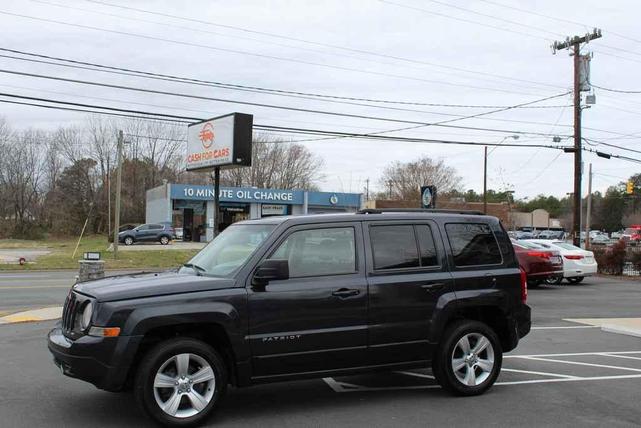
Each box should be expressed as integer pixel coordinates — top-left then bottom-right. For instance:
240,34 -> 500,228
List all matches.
186,113 -> 253,239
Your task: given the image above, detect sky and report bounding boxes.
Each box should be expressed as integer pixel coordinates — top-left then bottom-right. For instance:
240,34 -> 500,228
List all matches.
0,0 -> 639,199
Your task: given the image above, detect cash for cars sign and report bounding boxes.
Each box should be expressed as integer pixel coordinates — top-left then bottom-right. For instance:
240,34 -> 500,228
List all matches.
186,113 -> 253,171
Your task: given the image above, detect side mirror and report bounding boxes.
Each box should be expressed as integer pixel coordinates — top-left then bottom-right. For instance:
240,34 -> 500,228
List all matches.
252,259 -> 289,287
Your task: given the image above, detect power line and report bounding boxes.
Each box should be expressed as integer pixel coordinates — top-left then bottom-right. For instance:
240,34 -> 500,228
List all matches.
0,9 -> 548,97
0,96 -> 570,150
591,83 -> 641,94
31,0 -> 563,94
0,69 -> 573,137
0,48 -> 570,110
81,0 -> 564,91
476,0 -> 641,47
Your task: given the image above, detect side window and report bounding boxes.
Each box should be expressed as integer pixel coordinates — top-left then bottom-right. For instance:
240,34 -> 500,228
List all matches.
137,225 -> 150,231
416,225 -> 439,267
151,224 -> 163,230
269,227 -> 356,278
445,223 -> 502,267
370,225 -> 419,270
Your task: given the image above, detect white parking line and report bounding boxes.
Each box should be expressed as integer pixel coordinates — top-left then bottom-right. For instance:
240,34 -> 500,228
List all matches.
599,353 -> 641,361
514,356 -> 641,373
505,350 -> 641,359
322,350 -> 641,393
500,368 -> 580,379
531,326 -> 599,330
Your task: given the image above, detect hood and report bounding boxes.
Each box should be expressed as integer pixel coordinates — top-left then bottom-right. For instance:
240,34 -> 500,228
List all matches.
73,271 -> 236,302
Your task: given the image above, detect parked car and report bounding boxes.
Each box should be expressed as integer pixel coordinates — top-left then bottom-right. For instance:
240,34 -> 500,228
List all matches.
515,231 -> 534,239
610,230 -> 623,240
108,223 -> 140,243
622,226 -> 641,244
117,222 -> 176,245
48,209 -> 531,426
589,234 -> 610,245
530,240 -> 598,284
537,230 -> 565,240
511,239 -> 563,286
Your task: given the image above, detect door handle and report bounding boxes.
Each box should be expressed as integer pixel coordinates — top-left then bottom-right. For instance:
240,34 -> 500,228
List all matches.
332,288 -> 360,298
421,282 -> 445,291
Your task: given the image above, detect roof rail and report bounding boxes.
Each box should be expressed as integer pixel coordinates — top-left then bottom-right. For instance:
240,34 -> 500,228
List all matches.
357,208 -> 485,215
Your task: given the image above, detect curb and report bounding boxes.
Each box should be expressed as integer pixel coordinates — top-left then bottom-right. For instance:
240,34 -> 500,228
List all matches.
602,324 -> 641,338
0,306 -> 63,325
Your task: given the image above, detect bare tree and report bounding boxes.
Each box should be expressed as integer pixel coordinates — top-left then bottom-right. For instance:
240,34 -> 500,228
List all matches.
221,135 -> 325,189
378,156 -> 462,200
0,129 -> 47,236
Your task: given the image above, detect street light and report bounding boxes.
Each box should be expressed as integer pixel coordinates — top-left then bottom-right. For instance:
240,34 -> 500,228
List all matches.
484,135 -> 519,214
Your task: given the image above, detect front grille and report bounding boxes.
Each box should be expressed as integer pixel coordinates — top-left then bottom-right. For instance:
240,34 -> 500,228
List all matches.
61,291 -> 78,333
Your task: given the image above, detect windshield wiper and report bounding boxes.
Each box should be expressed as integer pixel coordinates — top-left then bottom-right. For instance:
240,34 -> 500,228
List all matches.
182,263 -> 206,276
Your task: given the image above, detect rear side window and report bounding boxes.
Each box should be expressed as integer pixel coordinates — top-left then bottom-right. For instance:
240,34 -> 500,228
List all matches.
370,225 -> 419,270
446,223 -> 502,267
416,225 -> 439,267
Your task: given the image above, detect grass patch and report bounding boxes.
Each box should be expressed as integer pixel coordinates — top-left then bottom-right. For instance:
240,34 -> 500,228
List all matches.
0,235 -> 199,270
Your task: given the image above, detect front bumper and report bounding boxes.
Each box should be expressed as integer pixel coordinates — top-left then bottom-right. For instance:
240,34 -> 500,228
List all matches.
47,324 -> 142,391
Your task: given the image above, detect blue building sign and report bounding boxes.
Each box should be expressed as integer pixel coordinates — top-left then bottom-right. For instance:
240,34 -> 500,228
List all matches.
171,184 -> 304,205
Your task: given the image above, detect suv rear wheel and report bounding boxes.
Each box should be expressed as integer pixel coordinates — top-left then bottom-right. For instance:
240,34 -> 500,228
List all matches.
159,235 -> 170,245
432,320 -> 502,396
134,338 -> 228,427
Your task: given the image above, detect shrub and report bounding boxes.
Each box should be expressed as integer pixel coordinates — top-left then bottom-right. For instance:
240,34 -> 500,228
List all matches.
594,240 -> 626,275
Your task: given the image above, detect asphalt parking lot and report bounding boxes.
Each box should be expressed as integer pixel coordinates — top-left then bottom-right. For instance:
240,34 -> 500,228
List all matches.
1,276 -> 640,427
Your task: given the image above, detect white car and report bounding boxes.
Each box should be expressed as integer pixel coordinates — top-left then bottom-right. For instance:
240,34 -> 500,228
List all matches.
611,231 -> 623,240
529,240 -> 598,284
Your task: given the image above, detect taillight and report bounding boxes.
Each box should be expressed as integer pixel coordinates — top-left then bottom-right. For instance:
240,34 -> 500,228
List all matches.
519,267 -> 527,303
564,255 -> 584,260
527,251 -> 550,259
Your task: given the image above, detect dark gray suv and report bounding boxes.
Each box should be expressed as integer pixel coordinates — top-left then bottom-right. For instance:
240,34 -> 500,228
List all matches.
118,222 -> 176,245
50,209 -> 530,427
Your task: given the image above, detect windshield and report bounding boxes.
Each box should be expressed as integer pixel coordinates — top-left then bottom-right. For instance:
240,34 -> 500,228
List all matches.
181,224 -> 276,277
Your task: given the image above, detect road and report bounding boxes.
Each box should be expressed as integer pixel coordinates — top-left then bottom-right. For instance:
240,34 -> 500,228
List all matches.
0,270 -> 151,316
0,276 -> 640,427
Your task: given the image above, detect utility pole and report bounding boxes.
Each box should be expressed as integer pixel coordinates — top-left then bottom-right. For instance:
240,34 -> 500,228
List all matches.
212,167 -> 221,237
552,29 -> 602,247
388,180 -> 393,199
585,163 -> 593,248
113,130 -> 123,259
365,178 -> 370,201
483,146 -> 488,214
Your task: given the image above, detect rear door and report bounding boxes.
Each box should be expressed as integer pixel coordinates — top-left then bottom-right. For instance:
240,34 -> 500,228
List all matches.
365,220 -> 455,365
443,220 -> 519,297
247,222 -> 368,379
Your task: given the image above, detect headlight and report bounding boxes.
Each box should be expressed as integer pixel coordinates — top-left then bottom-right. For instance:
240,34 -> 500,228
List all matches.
80,301 -> 93,330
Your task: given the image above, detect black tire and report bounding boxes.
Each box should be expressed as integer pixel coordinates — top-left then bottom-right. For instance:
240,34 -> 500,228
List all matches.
545,275 -> 564,285
159,235 -> 170,245
124,236 -> 134,246
527,279 -> 540,288
567,276 -> 584,284
432,320 -> 502,396
134,338 -> 228,427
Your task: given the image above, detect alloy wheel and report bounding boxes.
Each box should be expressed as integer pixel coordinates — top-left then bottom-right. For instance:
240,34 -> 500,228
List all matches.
153,353 -> 216,418
451,333 -> 495,386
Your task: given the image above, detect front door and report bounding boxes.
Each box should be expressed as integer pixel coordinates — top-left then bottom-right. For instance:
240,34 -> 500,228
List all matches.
364,221 -> 455,365
247,223 -> 367,379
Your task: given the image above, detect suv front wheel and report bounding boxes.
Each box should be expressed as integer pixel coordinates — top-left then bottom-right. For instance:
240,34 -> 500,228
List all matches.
432,320 -> 502,396
134,338 -> 228,427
